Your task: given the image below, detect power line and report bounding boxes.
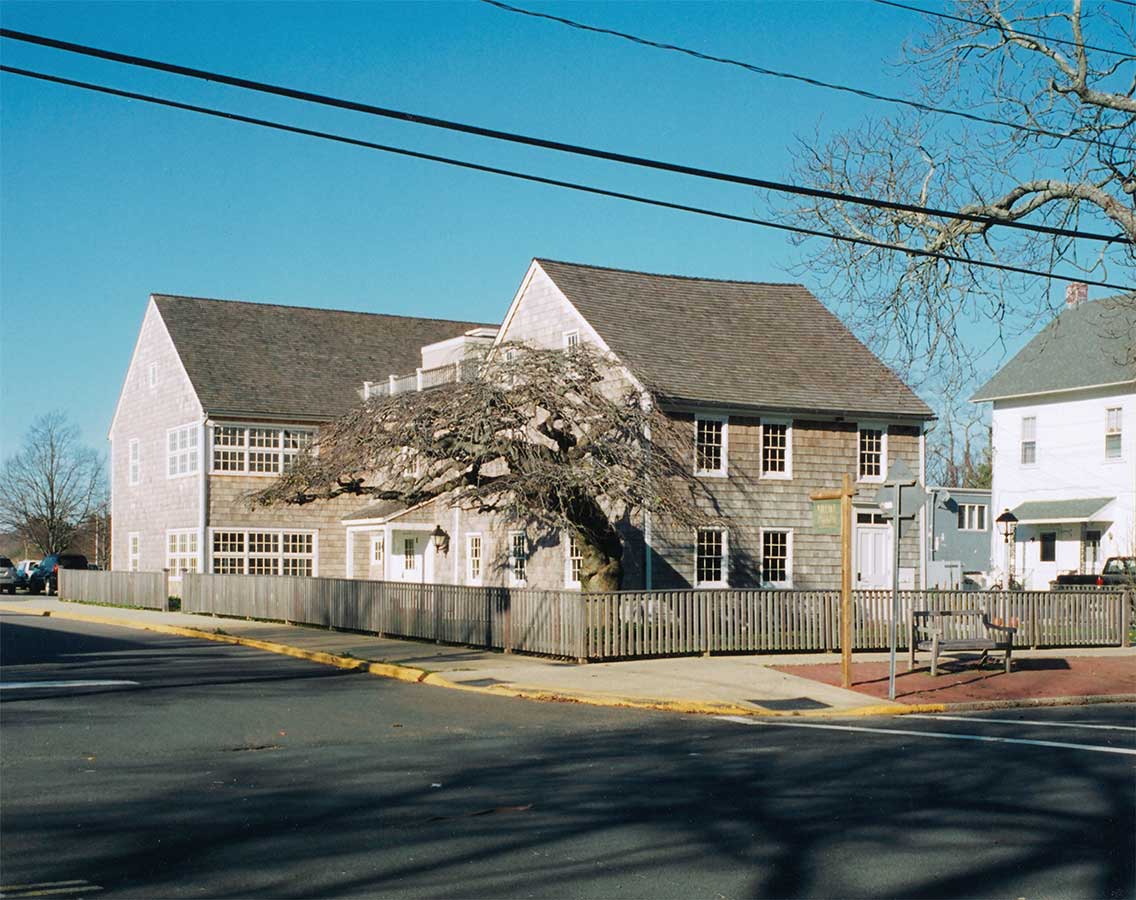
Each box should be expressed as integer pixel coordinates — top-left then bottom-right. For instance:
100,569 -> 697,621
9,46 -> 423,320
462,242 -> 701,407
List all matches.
0,27 -> 1129,246
871,0 -> 1136,58
3,64 -> 1132,293
479,0 -> 1134,153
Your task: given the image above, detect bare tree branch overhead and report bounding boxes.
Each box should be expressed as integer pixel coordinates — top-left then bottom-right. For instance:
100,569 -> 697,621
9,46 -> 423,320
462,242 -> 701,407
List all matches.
255,345 -> 713,591
783,0 -> 1134,391
0,411 -> 105,556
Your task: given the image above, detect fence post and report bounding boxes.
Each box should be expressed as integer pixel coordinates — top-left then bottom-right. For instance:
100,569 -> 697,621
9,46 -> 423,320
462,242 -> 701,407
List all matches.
702,593 -> 711,657
163,569 -> 171,611
1029,592 -> 1038,649
1122,591 -> 1132,648
433,583 -> 442,644
575,593 -> 587,664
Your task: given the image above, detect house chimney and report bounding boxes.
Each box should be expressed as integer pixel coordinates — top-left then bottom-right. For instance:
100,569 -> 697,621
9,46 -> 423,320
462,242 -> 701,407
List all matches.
1065,282 -> 1088,307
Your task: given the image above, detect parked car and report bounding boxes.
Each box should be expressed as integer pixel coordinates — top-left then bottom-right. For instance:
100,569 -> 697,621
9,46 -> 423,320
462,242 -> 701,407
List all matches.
1053,557 -> 1136,588
27,553 -> 90,595
0,557 -> 16,594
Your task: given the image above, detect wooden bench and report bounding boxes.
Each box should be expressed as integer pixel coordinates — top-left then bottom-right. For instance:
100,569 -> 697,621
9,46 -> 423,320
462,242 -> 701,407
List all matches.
908,609 -> 1017,676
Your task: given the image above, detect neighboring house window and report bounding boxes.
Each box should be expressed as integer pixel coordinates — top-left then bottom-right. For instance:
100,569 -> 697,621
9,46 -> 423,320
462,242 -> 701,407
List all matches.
128,439 -> 141,486
694,415 -> 727,476
957,504 -> 988,531
167,424 -> 199,478
466,534 -> 482,584
563,330 -> 580,349
509,531 -> 528,585
761,529 -> 792,587
166,530 -> 198,576
211,529 -> 315,576
128,533 -> 140,571
566,532 -> 583,588
1020,416 -> 1037,465
403,537 -> 417,572
1105,407 -> 1122,459
695,527 -> 727,587
761,419 -> 791,478
1040,531 -> 1056,563
1084,529 -> 1102,572
857,426 -> 885,481
212,425 -> 314,475
370,535 -> 385,568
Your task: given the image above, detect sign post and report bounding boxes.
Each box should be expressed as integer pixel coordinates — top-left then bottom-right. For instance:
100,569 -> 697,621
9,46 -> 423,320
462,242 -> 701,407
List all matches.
873,458 -> 929,701
811,473 -> 855,689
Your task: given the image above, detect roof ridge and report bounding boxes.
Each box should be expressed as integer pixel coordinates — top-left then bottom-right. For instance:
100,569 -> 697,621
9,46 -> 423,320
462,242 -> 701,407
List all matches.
535,257 -> 807,288
152,293 -> 496,328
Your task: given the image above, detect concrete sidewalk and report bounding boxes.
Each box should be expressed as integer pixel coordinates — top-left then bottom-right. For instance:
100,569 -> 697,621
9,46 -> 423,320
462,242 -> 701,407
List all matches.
2,596 -> 1133,717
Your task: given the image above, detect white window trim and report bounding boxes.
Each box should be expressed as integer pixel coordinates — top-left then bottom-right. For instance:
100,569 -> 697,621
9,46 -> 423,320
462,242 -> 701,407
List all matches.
207,527 -> 320,577
128,439 -> 141,486
694,526 -> 729,589
369,534 -> 385,571
564,530 -> 583,589
508,530 -> 528,587
758,527 -> 794,589
166,528 -> 199,579
694,414 -> 729,478
957,503 -> 989,532
1020,415 -> 1038,468
759,417 -> 793,480
563,329 -> 580,349
466,533 -> 484,585
166,422 -> 200,480
856,423 -> 887,484
127,532 -> 140,572
209,422 -> 316,477
1104,406 -> 1123,461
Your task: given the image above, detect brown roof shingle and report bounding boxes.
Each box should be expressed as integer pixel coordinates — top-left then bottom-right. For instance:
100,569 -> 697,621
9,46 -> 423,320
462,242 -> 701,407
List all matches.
537,259 -> 933,419
154,294 -> 494,421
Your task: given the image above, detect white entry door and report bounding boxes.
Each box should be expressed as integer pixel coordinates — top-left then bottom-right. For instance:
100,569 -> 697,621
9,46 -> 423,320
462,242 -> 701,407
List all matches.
855,526 -> 893,589
390,532 -> 433,583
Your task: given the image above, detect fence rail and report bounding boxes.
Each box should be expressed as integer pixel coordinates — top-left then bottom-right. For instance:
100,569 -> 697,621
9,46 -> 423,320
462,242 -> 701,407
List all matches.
59,571 -> 1133,661
58,568 -> 169,610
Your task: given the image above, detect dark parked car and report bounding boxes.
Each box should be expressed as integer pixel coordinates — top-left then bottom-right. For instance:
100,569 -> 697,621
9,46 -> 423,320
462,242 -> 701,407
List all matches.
27,553 -> 90,595
0,557 -> 16,594
1054,557 -> 1136,588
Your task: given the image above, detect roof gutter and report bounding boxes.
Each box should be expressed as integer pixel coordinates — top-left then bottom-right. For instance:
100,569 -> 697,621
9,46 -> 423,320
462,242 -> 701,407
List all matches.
659,395 -> 936,424
970,378 -> 1136,404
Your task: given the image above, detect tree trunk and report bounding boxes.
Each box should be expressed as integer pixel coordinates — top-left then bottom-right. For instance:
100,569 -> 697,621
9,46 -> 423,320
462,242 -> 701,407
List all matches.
568,496 -> 624,592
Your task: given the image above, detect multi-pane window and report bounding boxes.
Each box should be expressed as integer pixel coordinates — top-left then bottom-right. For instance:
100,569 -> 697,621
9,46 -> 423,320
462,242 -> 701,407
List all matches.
1040,531 -> 1056,563
211,529 -> 315,576
695,528 -> 726,587
370,535 -> 385,567
858,427 -> 884,480
564,330 -> 580,349
567,532 -> 583,588
695,416 -> 726,475
509,532 -> 528,585
403,537 -> 417,572
211,425 -> 314,475
467,534 -> 482,583
761,530 -> 790,586
128,533 -> 140,571
957,504 -> 988,531
166,530 -> 198,575
1020,416 -> 1037,465
128,439 -> 141,486
1105,408 -> 1122,459
857,512 -> 890,525
167,425 -> 198,478
761,421 -> 789,476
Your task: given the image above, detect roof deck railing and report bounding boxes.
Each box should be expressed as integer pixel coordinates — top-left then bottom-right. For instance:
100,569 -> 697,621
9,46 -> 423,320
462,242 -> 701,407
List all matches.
364,358 -> 484,401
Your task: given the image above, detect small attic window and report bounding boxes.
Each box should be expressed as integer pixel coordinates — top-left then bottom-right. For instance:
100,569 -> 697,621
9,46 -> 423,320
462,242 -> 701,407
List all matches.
563,330 -> 580,349
148,363 -> 157,388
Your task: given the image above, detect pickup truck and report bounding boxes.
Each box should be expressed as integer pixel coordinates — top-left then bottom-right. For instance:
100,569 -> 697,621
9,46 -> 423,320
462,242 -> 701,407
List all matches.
1054,557 -> 1136,588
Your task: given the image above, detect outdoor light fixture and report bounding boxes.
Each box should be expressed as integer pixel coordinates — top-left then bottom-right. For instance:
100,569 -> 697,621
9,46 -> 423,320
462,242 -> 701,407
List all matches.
431,525 -> 450,554
996,509 -> 1018,588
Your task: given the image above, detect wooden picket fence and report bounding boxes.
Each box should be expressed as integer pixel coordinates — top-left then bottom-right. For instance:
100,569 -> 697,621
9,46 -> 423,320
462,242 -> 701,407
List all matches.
58,570 -> 1133,661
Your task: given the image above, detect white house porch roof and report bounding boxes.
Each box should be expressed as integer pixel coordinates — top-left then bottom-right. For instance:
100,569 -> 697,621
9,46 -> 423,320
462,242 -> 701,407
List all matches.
1009,497 -> 1115,524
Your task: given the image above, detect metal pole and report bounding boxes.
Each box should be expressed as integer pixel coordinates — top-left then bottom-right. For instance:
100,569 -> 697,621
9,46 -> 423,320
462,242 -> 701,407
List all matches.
888,482 -> 901,701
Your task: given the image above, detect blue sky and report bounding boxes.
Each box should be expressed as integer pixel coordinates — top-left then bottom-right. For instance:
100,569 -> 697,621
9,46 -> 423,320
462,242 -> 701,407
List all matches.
0,0 -> 1112,459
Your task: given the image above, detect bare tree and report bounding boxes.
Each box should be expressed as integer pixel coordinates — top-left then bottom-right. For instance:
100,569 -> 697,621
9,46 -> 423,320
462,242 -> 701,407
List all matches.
255,345 -> 712,591
0,412 -> 105,556
783,0 -> 1134,389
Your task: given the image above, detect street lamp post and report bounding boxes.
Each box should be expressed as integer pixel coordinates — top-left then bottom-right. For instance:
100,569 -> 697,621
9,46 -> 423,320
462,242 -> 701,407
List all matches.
996,510 -> 1018,589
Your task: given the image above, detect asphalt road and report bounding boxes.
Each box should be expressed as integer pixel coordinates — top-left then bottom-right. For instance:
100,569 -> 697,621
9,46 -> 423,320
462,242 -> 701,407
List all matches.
2,611 -> 1133,899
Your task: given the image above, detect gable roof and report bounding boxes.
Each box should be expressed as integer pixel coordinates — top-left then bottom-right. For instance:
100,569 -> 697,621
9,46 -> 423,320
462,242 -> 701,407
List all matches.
534,259 -> 933,420
971,294 -> 1136,402
154,294 -> 494,421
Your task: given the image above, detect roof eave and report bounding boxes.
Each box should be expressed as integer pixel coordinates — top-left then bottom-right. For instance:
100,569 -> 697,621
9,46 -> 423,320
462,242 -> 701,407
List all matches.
659,394 -> 935,423
970,378 -> 1136,404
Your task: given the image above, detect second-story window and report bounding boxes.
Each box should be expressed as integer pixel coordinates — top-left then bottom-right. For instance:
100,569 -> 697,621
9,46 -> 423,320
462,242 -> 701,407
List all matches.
858,426 -> 884,481
1020,416 -> 1037,465
957,504 -> 988,531
167,424 -> 198,478
128,439 -> 141,486
695,416 -> 727,476
1105,407 -> 1122,459
212,425 -> 314,475
761,420 -> 791,477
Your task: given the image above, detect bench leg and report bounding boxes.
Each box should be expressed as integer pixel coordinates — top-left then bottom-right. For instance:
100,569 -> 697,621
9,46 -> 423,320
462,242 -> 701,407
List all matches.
908,642 -> 915,672
1004,644 -> 1012,675
931,634 -> 939,677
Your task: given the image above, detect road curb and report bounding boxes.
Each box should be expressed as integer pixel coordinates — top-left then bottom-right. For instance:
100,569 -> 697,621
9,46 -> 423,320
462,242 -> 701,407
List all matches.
2,602 -> 1131,718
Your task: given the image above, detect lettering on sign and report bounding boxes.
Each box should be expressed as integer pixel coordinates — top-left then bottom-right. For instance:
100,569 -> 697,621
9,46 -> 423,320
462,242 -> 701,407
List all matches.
812,499 -> 841,535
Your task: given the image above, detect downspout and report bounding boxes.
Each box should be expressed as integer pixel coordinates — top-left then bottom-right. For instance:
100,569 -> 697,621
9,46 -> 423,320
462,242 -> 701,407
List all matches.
199,418 -> 209,574
919,428 -> 927,590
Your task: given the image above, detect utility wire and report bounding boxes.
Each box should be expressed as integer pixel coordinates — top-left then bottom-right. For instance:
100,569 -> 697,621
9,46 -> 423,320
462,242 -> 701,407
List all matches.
870,0 -> 1136,58
3,64 -> 1132,293
0,27 -> 1128,246
480,0 -> 1133,153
